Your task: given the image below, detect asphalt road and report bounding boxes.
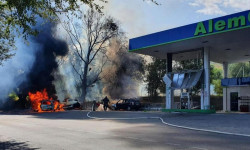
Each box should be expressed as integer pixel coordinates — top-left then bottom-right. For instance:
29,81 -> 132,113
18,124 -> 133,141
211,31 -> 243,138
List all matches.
0,110 -> 250,150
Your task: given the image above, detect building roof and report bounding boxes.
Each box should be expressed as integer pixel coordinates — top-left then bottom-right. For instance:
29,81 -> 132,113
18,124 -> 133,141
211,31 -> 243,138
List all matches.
221,77 -> 250,86
129,10 -> 250,64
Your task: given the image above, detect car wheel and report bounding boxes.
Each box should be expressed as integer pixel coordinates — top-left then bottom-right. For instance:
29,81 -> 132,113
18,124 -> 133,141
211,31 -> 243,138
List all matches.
74,102 -> 80,108
127,106 -> 131,111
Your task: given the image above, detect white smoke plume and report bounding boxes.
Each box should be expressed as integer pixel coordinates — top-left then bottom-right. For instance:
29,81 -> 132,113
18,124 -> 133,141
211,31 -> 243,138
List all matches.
53,55 -> 80,101
0,38 -> 39,105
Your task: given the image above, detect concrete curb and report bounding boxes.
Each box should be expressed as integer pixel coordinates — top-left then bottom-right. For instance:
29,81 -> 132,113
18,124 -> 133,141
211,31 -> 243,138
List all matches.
162,109 -> 216,114
86,111 -> 250,138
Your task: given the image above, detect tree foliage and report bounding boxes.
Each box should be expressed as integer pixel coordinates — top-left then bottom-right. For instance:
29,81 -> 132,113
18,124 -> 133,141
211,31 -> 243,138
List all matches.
0,0 -> 109,65
145,58 -> 166,97
0,0 -> 159,65
229,62 -> 250,78
210,65 -> 223,95
0,5 -> 15,65
143,0 -> 160,5
62,9 -> 120,102
173,59 -> 203,72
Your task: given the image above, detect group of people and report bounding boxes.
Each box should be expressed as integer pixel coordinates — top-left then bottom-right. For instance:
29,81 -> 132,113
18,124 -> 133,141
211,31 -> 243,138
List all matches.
92,96 -> 109,111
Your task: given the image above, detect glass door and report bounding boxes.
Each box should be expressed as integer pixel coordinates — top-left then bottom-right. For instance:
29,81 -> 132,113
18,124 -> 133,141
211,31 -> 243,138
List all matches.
230,92 -> 238,111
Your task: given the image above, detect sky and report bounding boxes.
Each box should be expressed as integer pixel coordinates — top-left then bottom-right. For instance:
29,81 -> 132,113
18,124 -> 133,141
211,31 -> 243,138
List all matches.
100,0 -> 250,96
102,0 -> 250,39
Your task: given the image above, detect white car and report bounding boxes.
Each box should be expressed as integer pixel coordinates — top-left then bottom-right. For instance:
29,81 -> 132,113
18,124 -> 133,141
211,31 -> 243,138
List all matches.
62,99 -> 81,109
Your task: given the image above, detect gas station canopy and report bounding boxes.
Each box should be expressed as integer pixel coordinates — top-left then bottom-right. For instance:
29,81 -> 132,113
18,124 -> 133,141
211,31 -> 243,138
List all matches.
129,10 -> 250,64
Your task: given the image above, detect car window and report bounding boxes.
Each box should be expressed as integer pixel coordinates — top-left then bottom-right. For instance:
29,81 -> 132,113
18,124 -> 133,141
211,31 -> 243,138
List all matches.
117,100 -> 124,104
128,100 -> 133,103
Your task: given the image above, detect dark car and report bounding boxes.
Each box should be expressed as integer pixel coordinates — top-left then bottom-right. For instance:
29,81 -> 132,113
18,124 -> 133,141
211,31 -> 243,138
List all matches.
113,99 -> 141,111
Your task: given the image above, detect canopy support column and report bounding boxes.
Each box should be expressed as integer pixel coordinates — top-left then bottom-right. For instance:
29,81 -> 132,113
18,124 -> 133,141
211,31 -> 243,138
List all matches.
166,53 -> 173,109
223,62 -> 228,78
223,62 -> 228,111
203,47 -> 211,110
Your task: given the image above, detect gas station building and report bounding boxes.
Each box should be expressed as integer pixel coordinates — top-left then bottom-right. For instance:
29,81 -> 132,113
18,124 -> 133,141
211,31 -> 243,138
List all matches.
129,10 -> 250,111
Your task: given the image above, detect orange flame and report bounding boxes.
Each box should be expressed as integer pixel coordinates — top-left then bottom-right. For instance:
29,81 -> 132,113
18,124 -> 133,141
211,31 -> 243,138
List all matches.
28,89 -> 64,112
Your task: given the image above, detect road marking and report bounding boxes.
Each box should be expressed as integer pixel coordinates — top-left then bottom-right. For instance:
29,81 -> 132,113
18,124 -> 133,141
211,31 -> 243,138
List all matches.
192,147 -> 209,150
87,111 -> 250,138
164,142 -> 180,146
158,117 -> 250,138
123,136 -> 157,143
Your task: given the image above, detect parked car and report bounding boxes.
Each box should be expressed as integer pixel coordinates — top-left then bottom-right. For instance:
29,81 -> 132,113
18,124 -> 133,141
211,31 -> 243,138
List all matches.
62,98 -> 81,109
112,99 -> 141,111
40,100 -> 54,111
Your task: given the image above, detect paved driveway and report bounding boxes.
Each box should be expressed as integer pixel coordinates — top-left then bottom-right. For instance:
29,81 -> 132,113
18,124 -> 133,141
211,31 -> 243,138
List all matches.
161,112 -> 250,136
0,110 -> 250,150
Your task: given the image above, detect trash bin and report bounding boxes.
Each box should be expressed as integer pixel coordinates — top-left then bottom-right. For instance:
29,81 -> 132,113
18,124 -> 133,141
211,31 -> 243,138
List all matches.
240,105 -> 249,112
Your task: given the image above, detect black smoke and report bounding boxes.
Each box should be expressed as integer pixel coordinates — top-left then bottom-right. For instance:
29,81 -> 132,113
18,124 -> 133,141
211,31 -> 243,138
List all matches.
19,23 -> 68,98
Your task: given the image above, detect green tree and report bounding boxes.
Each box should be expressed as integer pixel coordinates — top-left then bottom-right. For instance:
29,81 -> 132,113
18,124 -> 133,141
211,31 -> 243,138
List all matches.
229,62 -> 250,78
173,59 -> 203,72
0,0 -> 159,65
0,0 -> 107,65
145,58 -> 166,97
210,65 -> 223,95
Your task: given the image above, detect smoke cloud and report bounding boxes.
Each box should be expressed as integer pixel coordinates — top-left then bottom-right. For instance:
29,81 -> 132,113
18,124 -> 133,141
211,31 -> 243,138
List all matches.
0,38 -> 38,104
101,39 -> 144,99
20,23 -> 68,97
0,21 -> 145,110
0,22 -> 68,108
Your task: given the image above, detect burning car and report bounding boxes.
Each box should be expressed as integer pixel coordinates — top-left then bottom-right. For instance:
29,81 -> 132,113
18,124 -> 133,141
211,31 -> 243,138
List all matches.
62,98 -> 81,109
40,100 -> 54,111
112,99 -> 141,111
40,99 -> 63,111
29,89 -> 64,112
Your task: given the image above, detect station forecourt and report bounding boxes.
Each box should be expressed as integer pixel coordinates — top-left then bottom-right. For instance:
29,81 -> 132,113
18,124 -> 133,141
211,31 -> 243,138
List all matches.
129,10 -> 250,112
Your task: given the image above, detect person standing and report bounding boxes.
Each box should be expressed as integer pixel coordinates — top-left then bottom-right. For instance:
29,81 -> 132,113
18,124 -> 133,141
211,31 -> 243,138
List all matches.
92,100 -> 97,111
102,96 -> 109,111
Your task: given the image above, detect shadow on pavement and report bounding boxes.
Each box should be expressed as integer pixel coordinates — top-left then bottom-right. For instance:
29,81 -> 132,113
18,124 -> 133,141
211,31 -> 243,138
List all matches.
0,140 -> 39,150
0,109 -> 90,120
0,109 -> 163,122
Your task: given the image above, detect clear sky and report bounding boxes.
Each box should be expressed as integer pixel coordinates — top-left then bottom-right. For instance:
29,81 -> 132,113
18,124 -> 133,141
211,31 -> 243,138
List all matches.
102,0 -> 250,39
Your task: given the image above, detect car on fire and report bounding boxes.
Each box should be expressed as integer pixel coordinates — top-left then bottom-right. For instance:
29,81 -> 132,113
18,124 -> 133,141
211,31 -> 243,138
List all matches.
112,99 -> 141,111
40,100 -> 55,111
62,98 -> 81,109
